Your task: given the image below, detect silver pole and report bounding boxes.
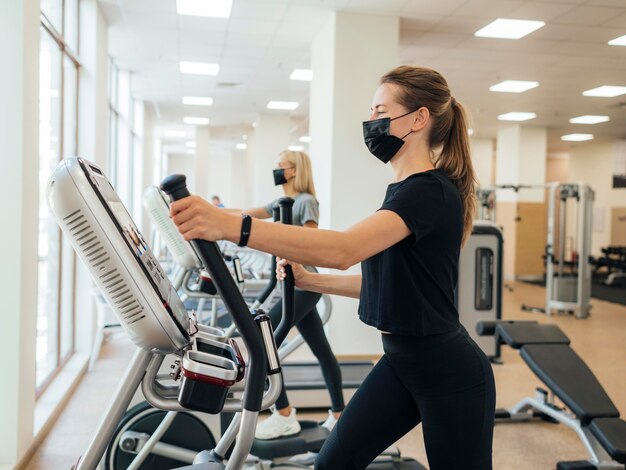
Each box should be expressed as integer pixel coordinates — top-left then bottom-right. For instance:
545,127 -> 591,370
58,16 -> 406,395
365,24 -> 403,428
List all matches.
77,348 -> 153,470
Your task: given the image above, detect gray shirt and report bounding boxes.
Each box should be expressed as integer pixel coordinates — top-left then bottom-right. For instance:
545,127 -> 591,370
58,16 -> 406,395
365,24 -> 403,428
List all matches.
264,192 -> 319,228
264,193 -> 319,274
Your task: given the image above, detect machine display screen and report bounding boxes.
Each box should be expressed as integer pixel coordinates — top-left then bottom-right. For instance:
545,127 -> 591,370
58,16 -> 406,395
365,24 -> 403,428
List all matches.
86,163 -> 176,310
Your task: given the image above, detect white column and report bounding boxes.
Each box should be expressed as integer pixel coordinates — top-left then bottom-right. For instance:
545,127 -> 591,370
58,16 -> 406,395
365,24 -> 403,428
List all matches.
0,0 -> 39,467
495,126 -> 547,279
208,146 -> 233,206
496,126 -> 547,202
471,138 -> 494,187
310,12 -> 398,355
230,149 -> 247,209
194,126 -> 210,198
141,104 -> 155,234
252,113 -> 290,206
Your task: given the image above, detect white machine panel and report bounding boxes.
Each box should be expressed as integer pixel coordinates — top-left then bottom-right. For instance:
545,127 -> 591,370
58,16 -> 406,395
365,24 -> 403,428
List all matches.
143,185 -> 201,270
47,158 -> 190,353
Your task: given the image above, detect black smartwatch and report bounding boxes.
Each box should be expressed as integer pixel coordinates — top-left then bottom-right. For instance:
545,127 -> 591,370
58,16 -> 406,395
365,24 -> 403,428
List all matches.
238,214 -> 252,247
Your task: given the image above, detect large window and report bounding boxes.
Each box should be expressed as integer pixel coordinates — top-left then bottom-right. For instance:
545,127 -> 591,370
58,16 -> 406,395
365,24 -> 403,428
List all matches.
108,62 -> 144,226
37,1 -> 80,392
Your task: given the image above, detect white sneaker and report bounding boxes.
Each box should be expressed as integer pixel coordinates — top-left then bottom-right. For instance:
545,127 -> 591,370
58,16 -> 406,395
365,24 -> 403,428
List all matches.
255,407 -> 301,440
321,409 -> 338,432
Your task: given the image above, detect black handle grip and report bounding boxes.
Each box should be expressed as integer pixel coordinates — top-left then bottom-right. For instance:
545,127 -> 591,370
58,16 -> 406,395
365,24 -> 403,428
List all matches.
160,175 -> 267,412
253,205 -> 281,305
273,197 -> 295,348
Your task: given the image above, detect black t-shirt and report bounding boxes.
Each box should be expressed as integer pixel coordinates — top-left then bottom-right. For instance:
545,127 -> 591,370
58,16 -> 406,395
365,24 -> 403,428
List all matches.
358,169 -> 463,336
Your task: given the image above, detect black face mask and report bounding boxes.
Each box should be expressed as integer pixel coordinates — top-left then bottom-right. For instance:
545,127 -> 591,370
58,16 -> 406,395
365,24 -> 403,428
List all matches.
362,109 -> 417,164
273,168 -> 288,186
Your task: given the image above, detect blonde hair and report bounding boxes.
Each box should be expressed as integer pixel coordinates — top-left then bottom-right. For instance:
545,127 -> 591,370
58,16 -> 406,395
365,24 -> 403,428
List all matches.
281,150 -> 316,197
380,65 -> 477,245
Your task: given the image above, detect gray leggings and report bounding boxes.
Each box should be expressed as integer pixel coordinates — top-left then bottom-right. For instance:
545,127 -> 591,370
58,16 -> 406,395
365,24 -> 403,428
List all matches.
268,289 -> 345,412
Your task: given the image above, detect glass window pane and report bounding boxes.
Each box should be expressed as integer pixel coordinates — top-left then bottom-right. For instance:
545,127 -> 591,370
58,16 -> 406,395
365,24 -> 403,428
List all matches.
41,0 -> 63,34
63,0 -> 79,53
38,28 -> 63,388
63,56 -> 78,157
116,117 -> 130,204
117,70 -> 130,119
59,237 -> 75,360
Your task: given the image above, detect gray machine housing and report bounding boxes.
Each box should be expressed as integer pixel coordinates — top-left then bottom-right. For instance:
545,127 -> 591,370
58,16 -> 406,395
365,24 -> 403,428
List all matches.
47,157 -> 191,353
457,221 -> 503,358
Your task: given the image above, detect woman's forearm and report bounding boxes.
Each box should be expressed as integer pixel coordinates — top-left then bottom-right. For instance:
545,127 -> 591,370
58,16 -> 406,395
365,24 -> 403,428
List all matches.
300,273 -> 362,299
223,215 -> 354,270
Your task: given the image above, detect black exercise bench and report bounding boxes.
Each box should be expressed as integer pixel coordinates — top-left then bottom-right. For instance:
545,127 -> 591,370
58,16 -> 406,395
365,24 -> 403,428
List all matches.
477,320 -> 626,469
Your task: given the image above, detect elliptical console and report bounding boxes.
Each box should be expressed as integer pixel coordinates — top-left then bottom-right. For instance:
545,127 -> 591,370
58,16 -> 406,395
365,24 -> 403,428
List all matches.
47,157 -> 190,353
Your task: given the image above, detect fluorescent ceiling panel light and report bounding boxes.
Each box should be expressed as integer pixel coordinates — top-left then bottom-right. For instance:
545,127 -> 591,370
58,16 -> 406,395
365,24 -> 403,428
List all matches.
561,134 -> 594,142
497,112 -> 536,121
164,130 -> 187,138
489,80 -> 539,93
299,135 -> 311,143
608,35 -> 626,46
186,141 -> 196,148
180,61 -> 219,76
236,143 -> 247,150
290,69 -> 313,81
267,101 -> 299,110
475,18 -> 545,40
176,0 -> 232,18
183,117 -> 210,125
182,96 -> 214,106
569,115 -> 610,124
468,128 -> 475,136
187,150 -> 196,155
582,86 -> 626,97
288,145 -> 304,151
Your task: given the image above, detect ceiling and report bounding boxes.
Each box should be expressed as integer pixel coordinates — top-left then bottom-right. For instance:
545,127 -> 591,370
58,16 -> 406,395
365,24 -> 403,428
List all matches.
99,0 -> 626,152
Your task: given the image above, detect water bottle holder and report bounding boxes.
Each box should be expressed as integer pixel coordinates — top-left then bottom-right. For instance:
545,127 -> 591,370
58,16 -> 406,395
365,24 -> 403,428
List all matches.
178,335 -> 245,414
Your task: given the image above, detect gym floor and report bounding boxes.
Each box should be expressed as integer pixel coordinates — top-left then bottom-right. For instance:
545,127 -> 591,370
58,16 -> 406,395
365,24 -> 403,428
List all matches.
25,281 -> 626,469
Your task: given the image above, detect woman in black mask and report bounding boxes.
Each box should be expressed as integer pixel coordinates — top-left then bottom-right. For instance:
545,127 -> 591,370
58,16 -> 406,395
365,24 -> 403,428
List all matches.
229,149 -> 345,440
171,66 -> 495,469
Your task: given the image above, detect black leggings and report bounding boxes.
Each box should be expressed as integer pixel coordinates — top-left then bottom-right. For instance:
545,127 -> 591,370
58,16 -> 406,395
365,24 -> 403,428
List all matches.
268,289 -> 345,412
315,326 -> 495,470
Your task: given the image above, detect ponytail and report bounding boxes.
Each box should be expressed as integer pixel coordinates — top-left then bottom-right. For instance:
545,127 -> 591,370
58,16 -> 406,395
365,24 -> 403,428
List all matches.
436,99 -> 476,245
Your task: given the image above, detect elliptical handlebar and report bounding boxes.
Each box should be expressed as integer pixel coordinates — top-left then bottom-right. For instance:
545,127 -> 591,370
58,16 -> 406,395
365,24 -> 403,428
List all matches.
273,197 -> 295,348
252,205 -> 282,307
160,174 -> 268,413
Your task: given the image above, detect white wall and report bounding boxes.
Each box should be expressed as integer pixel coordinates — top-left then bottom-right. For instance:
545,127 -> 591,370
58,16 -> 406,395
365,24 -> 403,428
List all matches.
168,153 -> 196,189
0,1 -> 40,467
471,138 -> 494,187
569,140 -> 625,255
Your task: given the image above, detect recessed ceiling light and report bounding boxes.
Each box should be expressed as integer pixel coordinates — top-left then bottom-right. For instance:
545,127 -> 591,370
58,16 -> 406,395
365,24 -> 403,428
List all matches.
489,80 -> 539,93
176,0 -> 232,18
179,61 -> 219,76
475,18 -> 545,40
236,143 -> 247,150
299,135 -> 311,143
182,96 -> 214,106
164,130 -> 187,138
186,141 -> 196,148
290,69 -> 313,81
497,112 -> 537,121
561,134 -> 594,142
468,128 -> 475,136
288,145 -> 304,151
184,117 -> 210,125
582,86 -> 626,98
608,35 -> 626,46
267,101 -> 299,110
569,115 -> 610,125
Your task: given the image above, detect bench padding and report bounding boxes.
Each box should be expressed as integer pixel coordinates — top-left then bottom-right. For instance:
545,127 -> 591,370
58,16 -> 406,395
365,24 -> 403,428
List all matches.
496,323 -> 570,349
520,344 -> 619,424
589,417 -> 626,464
